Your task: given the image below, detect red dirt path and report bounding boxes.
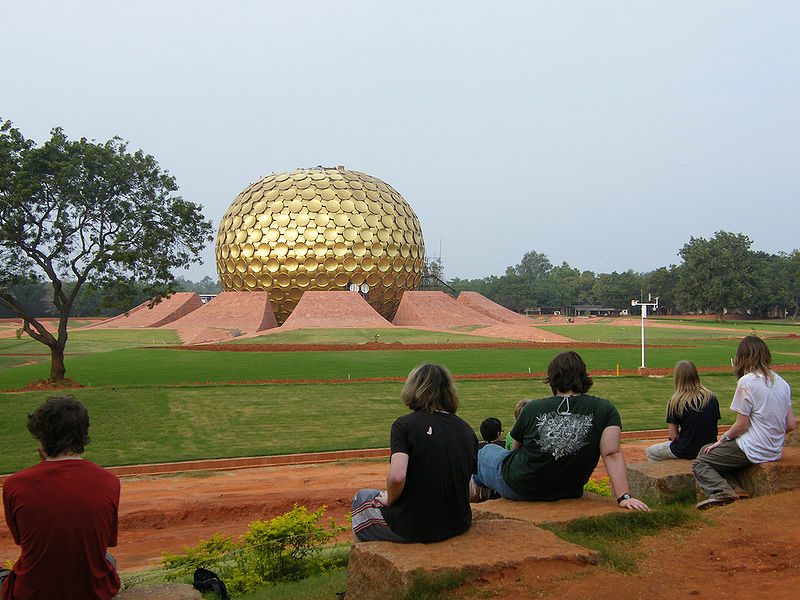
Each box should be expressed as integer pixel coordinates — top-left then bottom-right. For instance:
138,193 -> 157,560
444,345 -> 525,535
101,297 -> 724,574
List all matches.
1,442 -> 797,599
2,442 -> 657,573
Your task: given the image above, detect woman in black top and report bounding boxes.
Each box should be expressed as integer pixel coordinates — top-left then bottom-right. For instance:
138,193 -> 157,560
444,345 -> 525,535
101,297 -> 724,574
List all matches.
351,364 -> 478,542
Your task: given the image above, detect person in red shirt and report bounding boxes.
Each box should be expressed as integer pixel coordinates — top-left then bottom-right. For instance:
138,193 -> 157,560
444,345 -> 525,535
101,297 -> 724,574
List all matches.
1,396 -> 120,600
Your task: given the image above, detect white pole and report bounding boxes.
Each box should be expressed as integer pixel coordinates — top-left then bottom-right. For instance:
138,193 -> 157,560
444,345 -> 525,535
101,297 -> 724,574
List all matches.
641,303 -> 647,368
632,296 -> 657,371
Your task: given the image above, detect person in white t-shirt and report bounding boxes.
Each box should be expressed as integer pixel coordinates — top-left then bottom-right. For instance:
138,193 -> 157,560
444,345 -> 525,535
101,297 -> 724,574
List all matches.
693,336 -> 796,509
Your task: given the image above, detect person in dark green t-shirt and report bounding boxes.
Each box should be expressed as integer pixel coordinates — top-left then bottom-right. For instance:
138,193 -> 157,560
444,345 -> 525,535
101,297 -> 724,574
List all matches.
470,351 -> 649,511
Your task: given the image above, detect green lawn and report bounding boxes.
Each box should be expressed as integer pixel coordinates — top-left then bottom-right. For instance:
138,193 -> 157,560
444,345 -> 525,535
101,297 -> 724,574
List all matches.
234,327 -> 511,345
3,372 -> 798,475
6,337 -> 800,390
0,328 -> 181,356
1,324 -> 797,474
5,337 -> 800,391
649,317 -> 800,333
540,323 -> 751,342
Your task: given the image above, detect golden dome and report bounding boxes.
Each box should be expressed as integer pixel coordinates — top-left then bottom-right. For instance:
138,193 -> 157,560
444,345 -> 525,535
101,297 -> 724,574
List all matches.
215,167 -> 425,323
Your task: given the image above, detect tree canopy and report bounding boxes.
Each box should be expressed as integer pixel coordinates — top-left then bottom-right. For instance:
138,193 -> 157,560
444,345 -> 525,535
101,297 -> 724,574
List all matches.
449,231 -> 799,318
0,119 -> 213,380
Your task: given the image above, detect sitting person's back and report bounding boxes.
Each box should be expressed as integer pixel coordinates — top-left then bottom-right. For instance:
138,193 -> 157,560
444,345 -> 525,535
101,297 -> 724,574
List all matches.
502,392 -> 619,500
1,396 -> 120,600
470,351 -> 649,511
351,364 -> 478,543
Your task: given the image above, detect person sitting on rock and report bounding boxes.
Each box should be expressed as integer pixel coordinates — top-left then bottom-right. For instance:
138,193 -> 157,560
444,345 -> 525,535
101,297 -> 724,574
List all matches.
645,360 -> 720,462
479,417 -> 505,449
693,336 -> 796,510
351,363 -> 478,542
1,396 -> 121,600
470,351 -> 650,511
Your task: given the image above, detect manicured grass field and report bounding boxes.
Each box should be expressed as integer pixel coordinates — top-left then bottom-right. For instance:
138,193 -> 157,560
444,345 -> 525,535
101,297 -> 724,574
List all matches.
3,335 -> 800,390
650,317 -> 800,333
0,328 -> 181,355
1,321 -> 798,473
237,327 -> 511,345
2,372 -> 799,474
538,323 -> 786,342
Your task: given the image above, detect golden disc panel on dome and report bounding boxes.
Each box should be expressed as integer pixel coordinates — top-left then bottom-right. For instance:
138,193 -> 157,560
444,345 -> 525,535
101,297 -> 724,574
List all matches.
215,167 -> 425,323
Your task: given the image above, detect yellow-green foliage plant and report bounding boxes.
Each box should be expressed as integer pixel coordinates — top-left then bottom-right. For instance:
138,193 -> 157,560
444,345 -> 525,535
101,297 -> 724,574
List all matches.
583,477 -> 612,497
161,505 -> 341,597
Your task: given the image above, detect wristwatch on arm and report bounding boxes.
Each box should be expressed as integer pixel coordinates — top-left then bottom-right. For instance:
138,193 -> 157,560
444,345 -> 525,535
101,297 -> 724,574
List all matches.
616,493 -> 631,504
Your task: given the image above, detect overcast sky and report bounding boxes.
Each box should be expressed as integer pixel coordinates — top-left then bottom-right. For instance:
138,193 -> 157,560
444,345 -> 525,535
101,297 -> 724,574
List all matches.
3,1 -> 798,282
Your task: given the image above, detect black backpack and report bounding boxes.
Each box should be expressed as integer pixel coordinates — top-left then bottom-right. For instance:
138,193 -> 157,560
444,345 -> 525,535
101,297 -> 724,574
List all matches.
192,568 -> 230,600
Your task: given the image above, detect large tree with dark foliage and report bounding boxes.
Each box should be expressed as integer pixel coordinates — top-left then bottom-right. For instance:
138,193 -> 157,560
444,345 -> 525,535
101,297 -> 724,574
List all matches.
0,119 -> 213,381
674,231 -> 758,316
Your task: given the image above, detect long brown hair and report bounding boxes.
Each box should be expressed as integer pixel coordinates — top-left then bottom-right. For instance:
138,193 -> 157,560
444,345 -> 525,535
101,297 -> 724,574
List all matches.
401,364 -> 459,413
667,361 -> 713,418
734,336 -> 774,383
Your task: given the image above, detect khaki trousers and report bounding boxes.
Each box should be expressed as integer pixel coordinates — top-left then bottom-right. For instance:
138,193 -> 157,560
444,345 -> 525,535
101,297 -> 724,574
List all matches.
692,439 -> 752,498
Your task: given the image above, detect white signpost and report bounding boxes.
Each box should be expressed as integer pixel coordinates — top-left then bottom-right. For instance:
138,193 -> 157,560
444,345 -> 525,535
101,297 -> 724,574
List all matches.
631,295 -> 659,369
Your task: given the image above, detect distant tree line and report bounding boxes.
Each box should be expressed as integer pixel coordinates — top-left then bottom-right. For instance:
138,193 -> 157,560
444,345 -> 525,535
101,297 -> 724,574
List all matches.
0,276 -> 222,319
449,231 -> 800,318
4,231 -> 796,321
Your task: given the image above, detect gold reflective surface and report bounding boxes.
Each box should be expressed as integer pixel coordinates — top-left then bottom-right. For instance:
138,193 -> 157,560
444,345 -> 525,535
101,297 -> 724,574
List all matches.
216,168 -> 425,323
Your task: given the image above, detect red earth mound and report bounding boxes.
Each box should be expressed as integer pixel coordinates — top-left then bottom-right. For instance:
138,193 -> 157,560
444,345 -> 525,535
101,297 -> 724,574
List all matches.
14,378 -> 84,392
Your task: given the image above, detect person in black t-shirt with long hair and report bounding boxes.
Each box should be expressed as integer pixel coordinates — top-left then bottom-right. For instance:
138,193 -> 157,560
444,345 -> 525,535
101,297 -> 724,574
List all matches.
351,364 -> 478,543
645,360 -> 720,462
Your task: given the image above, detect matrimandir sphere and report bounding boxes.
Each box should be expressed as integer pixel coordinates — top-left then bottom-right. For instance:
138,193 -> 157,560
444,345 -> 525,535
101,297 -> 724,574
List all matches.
215,167 -> 426,323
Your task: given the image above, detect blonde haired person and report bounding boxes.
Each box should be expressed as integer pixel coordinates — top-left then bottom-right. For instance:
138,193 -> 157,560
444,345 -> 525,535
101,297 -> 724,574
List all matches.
645,361 -> 720,461
693,336 -> 796,509
505,398 -> 531,450
351,364 -> 478,542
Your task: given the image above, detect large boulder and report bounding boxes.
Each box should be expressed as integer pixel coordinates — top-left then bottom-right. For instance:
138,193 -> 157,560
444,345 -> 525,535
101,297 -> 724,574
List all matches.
627,460 -> 697,504
345,519 -> 598,600
471,492 -> 620,524
784,426 -> 800,449
738,446 -> 800,497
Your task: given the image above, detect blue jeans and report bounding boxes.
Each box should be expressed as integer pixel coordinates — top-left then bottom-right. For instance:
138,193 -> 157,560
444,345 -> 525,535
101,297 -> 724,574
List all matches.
472,444 -> 526,501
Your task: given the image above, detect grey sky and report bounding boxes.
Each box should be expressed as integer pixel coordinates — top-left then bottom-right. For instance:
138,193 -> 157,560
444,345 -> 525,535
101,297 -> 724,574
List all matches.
3,1 -> 798,282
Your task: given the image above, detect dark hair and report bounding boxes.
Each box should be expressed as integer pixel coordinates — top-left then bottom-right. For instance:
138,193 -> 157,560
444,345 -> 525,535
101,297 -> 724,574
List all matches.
27,396 -> 90,457
734,336 -> 774,383
401,364 -> 459,413
479,417 -> 502,442
545,351 -> 593,395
